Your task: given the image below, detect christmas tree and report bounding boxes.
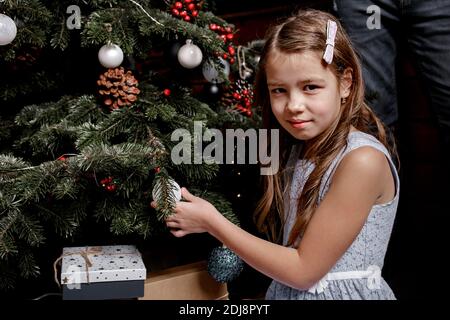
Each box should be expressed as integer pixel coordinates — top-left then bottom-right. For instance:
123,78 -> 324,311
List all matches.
0,0 -> 261,293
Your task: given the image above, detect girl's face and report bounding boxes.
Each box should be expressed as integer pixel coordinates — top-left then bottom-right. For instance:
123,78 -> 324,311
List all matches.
266,50 -> 350,142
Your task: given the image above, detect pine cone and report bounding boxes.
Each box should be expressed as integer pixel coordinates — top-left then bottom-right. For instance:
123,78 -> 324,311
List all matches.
97,67 -> 141,110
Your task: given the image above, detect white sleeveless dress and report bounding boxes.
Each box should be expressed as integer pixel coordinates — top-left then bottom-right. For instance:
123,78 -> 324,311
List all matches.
265,131 -> 399,300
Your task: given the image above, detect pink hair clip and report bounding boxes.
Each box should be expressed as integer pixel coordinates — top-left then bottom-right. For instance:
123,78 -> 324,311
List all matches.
323,20 -> 337,64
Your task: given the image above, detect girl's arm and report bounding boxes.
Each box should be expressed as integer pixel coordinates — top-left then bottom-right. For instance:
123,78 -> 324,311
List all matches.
159,146 -> 394,290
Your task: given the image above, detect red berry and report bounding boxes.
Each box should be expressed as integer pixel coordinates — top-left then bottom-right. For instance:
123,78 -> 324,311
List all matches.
184,15 -> 191,21
185,0 -> 192,3
209,23 -> 217,30
180,10 -> 187,17
154,167 -> 161,173
106,184 -> 117,192
222,53 -> 228,60
226,33 -> 234,40
229,58 -> 235,64
228,46 -> 235,56
220,35 -> 227,42
172,8 -> 180,16
191,10 -> 198,17
163,89 -> 171,96
188,3 -> 195,10
225,27 -> 232,33
175,2 -> 183,9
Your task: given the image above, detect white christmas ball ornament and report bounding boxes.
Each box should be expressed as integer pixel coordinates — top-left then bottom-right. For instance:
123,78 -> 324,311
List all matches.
0,14 -> 17,46
98,43 -> 124,68
152,179 -> 182,203
202,57 -> 230,83
177,39 -> 203,69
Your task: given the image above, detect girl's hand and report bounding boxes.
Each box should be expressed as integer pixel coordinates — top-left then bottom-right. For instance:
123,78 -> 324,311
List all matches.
150,187 -> 219,237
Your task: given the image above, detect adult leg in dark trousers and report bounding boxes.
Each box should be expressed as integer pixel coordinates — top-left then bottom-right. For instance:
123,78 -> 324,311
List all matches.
334,0 -> 450,299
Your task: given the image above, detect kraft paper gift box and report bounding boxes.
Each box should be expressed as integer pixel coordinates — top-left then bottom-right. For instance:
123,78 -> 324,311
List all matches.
139,261 -> 228,300
59,245 -> 146,300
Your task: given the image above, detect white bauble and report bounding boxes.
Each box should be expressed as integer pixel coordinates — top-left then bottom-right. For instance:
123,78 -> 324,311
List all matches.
202,57 -> 230,83
0,14 -> 17,46
177,39 -> 203,69
152,178 -> 182,203
98,43 -> 124,68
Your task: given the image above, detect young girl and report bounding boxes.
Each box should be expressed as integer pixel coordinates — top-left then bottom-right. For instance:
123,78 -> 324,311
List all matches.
153,9 -> 399,300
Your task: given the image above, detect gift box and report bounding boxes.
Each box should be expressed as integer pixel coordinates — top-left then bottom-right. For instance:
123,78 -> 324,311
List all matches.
60,245 -> 146,300
139,261 -> 228,300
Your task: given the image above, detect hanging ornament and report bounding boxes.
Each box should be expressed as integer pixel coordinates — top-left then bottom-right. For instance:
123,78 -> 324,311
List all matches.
152,178 -> 182,203
177,39 -> 203,69
207,246 -> 244,283
204,83 -> 222,103
207,83 -> 220,96
97,67 -> 140,110
98,43 -> 124,68
202,57 -> 230,84
0,13 -> 17,46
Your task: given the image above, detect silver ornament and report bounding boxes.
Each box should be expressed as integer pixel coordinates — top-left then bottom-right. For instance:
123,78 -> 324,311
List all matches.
207,246 -> 244,283
0,14 -> 17,46
152,178 -> 182,203
98,43 -> 124,68
202,57 -> 230,83
177,39 -> 203,69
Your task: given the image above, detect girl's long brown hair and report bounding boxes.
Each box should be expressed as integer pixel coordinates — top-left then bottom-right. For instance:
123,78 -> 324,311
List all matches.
254,9 -> 397,246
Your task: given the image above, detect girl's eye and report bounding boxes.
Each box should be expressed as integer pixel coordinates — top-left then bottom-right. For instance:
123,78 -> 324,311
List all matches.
271,88 -> 285,94
305,85 -> 319,91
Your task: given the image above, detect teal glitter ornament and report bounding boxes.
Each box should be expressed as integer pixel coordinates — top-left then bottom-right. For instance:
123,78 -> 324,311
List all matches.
207,246 -> 243,283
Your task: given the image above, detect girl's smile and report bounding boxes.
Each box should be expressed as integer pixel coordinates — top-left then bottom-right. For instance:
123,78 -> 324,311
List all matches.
287,119 -> 313,129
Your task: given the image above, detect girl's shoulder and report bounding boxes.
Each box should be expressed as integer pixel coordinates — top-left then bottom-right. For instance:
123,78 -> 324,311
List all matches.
345,131 -> 389,157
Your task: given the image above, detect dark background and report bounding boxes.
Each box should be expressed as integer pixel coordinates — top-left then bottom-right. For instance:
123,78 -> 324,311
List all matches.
3,0 -> 447,300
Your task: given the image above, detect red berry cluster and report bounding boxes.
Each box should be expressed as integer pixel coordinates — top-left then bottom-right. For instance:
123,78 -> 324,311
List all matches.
230,80 -> 254,117
170,0 -> 201,22
209,23 -> 236,65
100,176 -> 118,192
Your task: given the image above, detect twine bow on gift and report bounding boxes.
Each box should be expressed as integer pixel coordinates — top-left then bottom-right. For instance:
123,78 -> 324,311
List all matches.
53,246 -> 103,287
322,20 -> 338,65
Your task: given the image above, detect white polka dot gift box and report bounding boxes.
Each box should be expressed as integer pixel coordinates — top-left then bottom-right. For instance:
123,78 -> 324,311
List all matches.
59,245 -> 146,300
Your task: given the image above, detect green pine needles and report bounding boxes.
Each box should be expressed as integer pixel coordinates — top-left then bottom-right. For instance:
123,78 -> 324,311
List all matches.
0,0 -> 252,290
